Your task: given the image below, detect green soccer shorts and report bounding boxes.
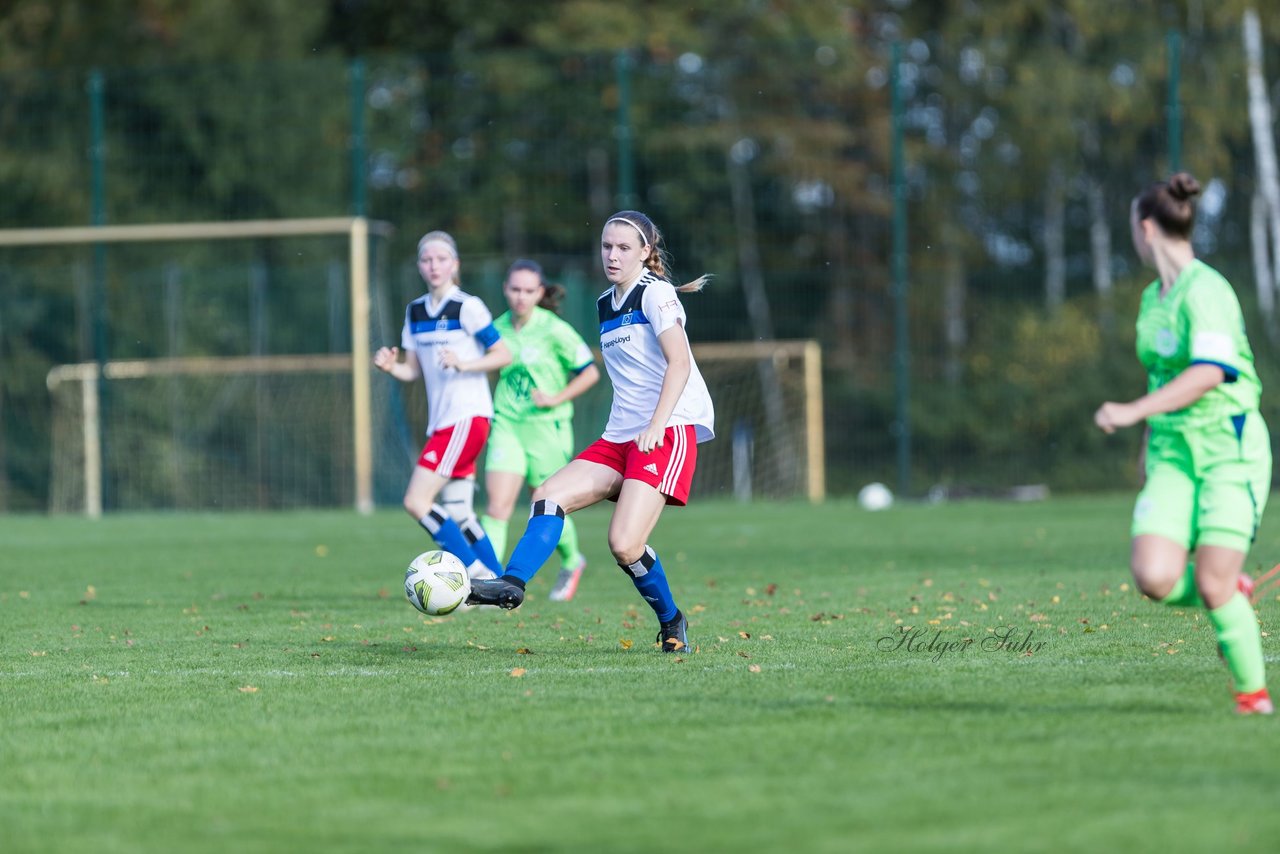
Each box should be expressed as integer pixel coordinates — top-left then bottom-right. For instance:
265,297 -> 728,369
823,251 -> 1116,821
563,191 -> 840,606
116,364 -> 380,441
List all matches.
1132,412 -> 1272,553
484,417 -> 576,486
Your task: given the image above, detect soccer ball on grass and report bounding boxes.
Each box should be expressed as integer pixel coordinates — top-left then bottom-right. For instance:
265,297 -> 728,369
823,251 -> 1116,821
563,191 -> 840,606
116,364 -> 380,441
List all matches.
857,481 -> 894,511
404,550 -> 472,615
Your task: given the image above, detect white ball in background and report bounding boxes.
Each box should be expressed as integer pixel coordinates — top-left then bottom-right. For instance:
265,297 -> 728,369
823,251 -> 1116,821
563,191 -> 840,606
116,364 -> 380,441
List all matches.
858,482 -> 894,511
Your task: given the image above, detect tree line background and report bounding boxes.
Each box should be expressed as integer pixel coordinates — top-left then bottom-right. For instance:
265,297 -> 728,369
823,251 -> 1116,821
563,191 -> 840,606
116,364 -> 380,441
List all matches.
2,0 -> 1280,511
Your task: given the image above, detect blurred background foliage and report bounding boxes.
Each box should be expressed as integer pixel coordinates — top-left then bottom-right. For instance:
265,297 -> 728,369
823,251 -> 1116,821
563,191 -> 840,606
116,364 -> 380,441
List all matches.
2,0 -> 1280,510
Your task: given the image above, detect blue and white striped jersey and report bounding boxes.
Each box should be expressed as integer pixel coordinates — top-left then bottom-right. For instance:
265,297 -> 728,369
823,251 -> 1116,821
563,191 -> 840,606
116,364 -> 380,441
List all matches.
401,286 -> 500,434
596,270 -> 714,444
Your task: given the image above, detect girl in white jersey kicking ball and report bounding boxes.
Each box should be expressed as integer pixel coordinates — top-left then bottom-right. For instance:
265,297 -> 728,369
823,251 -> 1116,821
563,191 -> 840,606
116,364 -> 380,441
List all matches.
374,230 -> 512,582
469,211 -> 716,653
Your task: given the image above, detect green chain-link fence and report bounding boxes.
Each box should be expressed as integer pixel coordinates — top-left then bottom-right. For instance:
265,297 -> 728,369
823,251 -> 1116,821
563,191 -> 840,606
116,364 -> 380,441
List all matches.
2,30 -> 1278,511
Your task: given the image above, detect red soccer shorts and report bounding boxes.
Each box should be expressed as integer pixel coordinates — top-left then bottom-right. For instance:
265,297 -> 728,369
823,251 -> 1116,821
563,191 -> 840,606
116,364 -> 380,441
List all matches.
417,416 -> 491,478
576,424 -> 699,506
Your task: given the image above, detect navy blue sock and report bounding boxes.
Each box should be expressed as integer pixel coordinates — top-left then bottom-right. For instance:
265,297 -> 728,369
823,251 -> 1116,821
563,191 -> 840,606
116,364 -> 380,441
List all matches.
418,507 -> 481,567
461,516 -> 503,575
504,499 -> 566,585
622,546 -> 678,623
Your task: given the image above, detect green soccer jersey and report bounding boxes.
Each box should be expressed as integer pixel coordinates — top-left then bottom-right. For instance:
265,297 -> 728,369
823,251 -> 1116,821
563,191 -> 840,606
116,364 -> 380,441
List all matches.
492,307 -> 595,422
1135,259 -> 1261,431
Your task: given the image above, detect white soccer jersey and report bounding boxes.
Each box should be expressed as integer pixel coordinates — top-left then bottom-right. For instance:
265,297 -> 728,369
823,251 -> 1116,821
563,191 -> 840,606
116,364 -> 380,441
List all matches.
596,270 -> 715,443
400,286 -> 499,435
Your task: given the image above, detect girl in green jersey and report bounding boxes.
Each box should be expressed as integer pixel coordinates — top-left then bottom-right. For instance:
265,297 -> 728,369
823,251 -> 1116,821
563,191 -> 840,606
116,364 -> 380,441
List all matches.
482,260 -> 601,601
1095,172 -> 1272,715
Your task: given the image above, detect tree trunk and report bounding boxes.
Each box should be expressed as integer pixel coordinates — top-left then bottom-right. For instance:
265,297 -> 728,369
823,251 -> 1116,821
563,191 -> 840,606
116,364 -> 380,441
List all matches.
1252,192 -> 1277,341
1043,163 -> 1066,315
0,300 -> 7,512
726,141 -> 797,496
824,279 -> 857,372
1244,7 -> 1280,340
942,224 -> 966,387
1087,175 -> 1113,333
164,264 -> 189,508
586,147 -> 611,223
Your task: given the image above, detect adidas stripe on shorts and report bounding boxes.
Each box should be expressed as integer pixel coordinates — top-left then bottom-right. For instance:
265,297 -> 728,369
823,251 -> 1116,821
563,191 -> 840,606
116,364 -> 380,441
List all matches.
416,416 -> 491,478
575,424 -> 698,506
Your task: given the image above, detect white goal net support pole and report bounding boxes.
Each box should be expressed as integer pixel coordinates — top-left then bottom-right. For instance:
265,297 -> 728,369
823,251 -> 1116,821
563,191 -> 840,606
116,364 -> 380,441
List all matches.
5,217 -> 391,517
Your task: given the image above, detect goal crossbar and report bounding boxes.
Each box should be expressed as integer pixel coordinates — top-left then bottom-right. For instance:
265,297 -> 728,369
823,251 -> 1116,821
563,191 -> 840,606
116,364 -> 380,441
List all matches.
0,217 -> 394,247
9,217 -> 391,516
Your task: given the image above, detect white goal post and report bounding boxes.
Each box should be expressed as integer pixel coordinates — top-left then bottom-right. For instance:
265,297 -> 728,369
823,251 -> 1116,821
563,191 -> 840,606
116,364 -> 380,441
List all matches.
5,217 -> 392,517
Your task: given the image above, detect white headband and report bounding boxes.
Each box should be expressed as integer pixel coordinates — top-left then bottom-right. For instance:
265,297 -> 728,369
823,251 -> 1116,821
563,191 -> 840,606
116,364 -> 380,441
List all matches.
418,237 -> 459,259
604,217 -> 650,246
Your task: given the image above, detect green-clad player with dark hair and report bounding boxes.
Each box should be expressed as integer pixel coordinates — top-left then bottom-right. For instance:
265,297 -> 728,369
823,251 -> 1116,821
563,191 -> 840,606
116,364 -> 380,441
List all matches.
481,260 -> 601,601
1095,172 -> 1272,715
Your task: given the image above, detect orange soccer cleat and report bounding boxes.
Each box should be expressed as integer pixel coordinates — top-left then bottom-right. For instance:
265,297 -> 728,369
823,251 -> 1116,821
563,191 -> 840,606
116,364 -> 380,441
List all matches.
1234,687 -> 1274,716
1238,570 -> 1256,600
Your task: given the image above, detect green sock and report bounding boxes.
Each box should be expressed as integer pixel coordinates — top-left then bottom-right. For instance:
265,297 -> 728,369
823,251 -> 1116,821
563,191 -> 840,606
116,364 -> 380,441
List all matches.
1159,564 -> 1202,607
481,514 -> 508,565
1208,593 -> 1267,694
555,515 -> 583,570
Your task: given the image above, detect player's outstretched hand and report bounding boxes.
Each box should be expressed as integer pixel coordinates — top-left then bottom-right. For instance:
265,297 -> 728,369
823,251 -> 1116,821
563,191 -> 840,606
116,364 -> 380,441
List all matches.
634,426 -> 666,454
1094,401 -> 1139,434
373,346 -> 400,373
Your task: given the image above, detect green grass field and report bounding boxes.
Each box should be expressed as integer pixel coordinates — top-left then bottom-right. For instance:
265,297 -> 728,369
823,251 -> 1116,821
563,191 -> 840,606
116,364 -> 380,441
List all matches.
3,495 -> 1279,853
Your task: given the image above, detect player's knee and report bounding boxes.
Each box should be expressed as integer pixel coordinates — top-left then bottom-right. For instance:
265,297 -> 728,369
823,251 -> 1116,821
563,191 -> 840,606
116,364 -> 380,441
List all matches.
1129,559 -> 1178,600
608,535 -> 645,568
530,482 -> 554,503
1135,578 -> 1174,600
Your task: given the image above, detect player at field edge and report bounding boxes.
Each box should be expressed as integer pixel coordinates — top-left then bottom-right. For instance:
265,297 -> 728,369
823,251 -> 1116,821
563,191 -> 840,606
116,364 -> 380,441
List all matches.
481,259 -> 601,602
374,230 -> 512,582
468,210 -> 716,653
1094,172 -> 1272,715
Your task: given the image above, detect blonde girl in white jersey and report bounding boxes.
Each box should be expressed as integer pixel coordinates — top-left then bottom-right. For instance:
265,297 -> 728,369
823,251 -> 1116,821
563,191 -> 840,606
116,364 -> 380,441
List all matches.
374,230 -> 512,581
469,211 -> 714,653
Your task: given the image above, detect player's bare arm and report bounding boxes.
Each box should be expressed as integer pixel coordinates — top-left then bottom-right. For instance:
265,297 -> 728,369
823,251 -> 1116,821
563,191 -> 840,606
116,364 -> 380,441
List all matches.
533,363 -> 600,409
439,339 -> 512,373
1094,363 -> 1224,434
373,345 -> 422,382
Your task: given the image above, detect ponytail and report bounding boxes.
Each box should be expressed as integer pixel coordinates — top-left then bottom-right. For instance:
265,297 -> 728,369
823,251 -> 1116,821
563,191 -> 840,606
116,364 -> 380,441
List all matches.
605,210 -> 711,293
